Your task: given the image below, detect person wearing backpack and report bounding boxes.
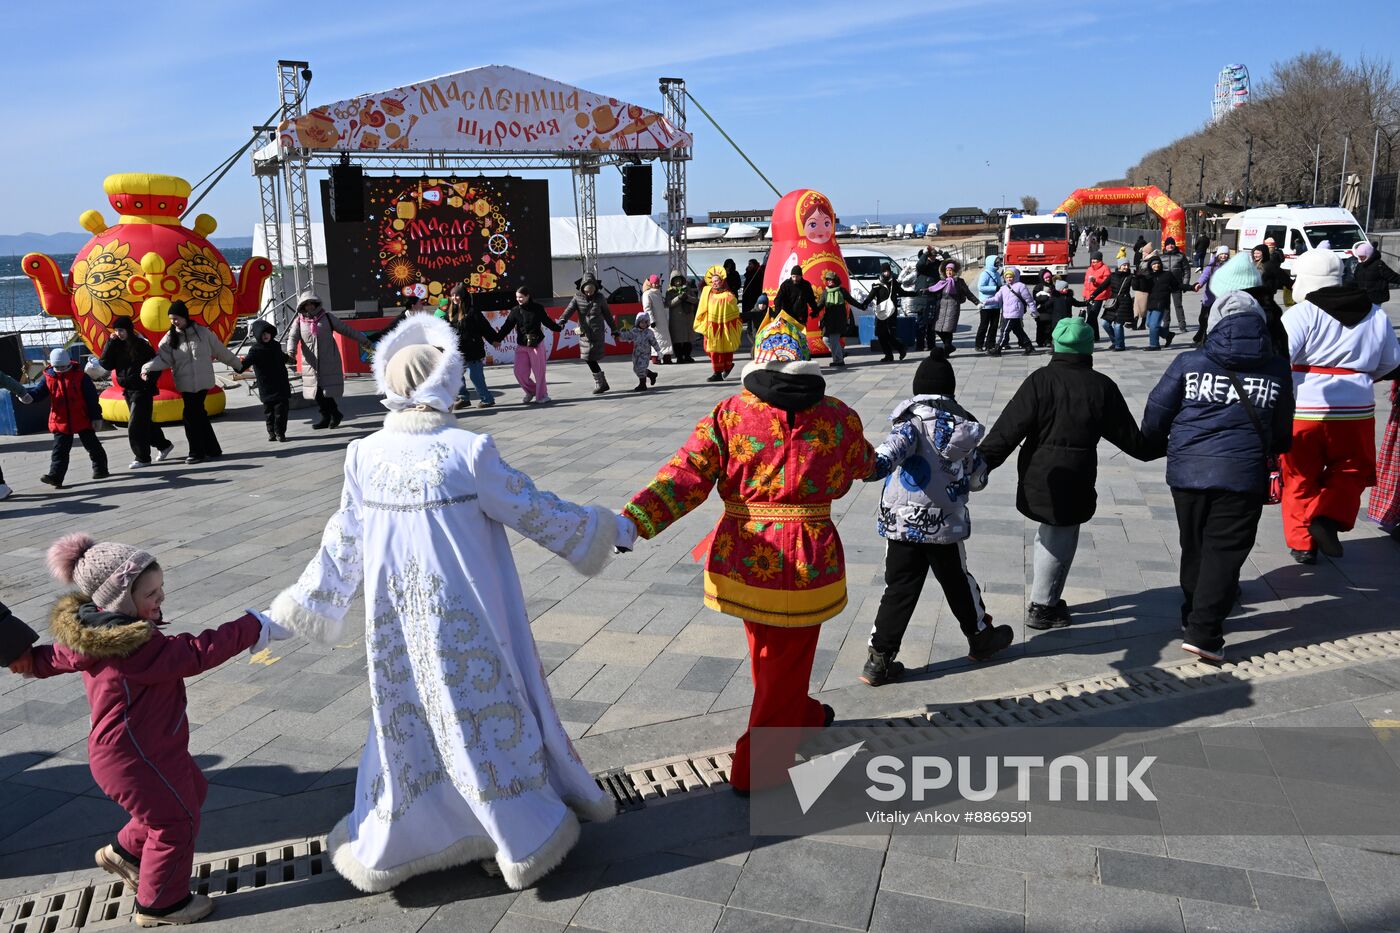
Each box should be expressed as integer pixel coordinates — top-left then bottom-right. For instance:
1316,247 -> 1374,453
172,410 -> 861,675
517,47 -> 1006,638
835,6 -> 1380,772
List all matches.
1141,291 -> 1294,662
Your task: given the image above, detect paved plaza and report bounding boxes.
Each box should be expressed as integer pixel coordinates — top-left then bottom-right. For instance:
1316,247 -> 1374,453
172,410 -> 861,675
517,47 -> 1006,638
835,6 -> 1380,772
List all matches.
2,285 -> 1399,931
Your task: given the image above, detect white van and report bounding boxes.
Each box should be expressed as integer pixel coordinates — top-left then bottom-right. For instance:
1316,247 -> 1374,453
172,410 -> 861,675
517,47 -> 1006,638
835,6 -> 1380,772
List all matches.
1225,206 -> 1370,271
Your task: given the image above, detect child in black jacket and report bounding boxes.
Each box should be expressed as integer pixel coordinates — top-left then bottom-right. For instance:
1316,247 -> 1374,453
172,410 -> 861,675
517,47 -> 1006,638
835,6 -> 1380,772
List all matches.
241,321 -> 293,441
1045,280 -> 1088,328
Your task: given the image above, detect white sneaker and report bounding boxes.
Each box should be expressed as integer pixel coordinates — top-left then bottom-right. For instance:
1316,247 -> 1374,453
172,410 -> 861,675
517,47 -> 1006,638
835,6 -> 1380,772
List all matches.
129,460 -> 149,469
0,483 -> 11,501
536,394 -> 551,404
1182,643 -> 1225,664
522,392 -> 536,404
154,443 -> 174,463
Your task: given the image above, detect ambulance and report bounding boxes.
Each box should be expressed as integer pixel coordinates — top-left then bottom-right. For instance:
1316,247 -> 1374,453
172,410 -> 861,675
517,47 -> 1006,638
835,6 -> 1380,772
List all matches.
1002,213 -> 1072,278
1225,206 -> 1370,273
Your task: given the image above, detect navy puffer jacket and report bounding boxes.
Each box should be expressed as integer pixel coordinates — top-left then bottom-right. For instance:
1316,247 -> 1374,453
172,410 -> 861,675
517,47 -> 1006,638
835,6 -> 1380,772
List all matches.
1141,299 -> 1294,495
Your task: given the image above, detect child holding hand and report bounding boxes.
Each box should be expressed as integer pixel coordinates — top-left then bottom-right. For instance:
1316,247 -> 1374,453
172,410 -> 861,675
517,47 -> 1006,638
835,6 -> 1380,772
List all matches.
7,533 -> 289,927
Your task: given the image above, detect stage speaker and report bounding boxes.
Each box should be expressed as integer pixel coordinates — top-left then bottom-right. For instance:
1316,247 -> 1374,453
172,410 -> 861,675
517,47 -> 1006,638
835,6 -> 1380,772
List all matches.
608,285 -> 639,304
328,163 -> 365,223
622,164 -> 652,216
0,333 -> 22,380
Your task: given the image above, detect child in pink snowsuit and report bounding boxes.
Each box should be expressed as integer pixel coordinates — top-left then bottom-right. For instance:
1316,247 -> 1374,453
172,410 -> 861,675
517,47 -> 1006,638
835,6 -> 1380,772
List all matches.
7,534 -> 285,926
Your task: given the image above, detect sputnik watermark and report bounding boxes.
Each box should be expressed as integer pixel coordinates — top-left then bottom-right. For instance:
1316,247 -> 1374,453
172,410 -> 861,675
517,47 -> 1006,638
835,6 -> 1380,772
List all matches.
790,748 -> 1156,816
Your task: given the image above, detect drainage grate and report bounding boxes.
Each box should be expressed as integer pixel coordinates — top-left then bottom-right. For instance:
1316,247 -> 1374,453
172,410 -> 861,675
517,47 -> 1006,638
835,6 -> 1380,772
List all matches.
0,886 -> 90,933
9,630 -> 1400,926
2,839 -> 329,932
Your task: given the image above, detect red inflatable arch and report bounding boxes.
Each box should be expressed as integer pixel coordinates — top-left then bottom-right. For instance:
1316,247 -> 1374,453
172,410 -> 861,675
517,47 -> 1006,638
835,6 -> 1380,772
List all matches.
1054,186 -> 1186,251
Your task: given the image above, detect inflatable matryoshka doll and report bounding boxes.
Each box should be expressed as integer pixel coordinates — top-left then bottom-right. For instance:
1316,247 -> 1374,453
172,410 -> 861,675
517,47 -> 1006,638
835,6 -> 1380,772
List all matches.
761,188 -> 852,357
22,173 -> 272,422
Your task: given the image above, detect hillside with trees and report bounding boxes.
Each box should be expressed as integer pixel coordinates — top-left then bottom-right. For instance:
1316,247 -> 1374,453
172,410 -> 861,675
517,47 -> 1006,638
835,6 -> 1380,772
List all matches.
1119,52 -> 1400,217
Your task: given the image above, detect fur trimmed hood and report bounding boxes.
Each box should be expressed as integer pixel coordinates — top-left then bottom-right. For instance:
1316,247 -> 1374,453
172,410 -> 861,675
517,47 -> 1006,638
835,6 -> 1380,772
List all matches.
48,592 -> 154,659
371,314 -> 465,413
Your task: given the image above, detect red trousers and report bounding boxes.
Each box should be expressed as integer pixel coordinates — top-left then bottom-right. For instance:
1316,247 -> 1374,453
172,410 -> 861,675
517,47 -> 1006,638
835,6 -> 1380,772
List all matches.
98,750 -> 208,910
731,620 -> 825,792
1280,418 -> 1377,550
709,351 -> 733,374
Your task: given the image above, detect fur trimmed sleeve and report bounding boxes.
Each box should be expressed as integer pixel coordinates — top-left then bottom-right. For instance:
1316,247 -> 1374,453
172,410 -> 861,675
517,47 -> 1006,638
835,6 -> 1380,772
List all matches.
472,436 -> 616,575
271,445 -> 366,644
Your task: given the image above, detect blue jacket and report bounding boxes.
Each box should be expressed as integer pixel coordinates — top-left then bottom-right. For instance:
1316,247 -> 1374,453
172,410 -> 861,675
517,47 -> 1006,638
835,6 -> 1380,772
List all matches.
1141,307 -> 1293,495
977,256 -> 1002,301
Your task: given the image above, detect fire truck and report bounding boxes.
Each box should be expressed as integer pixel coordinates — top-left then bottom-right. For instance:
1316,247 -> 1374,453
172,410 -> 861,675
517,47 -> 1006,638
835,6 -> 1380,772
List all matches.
1002,212 -> 1072,278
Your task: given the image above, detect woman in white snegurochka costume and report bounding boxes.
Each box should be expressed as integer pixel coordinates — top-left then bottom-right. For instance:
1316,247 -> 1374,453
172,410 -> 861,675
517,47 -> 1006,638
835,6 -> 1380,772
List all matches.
270,314 -> 633,892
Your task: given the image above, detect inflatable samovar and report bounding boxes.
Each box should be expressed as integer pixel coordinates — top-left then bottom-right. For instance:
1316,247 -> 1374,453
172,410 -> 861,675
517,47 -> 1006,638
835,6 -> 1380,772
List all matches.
23,173 -> 272,422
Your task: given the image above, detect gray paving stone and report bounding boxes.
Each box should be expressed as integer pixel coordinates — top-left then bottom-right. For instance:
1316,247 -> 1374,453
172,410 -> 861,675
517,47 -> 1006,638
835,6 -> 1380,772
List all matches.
870,890 -> 1025,933
955,835 -> 1098,882
880,849 -> 1025,914
1309,841 -> 1400,932
1177,898 -> 1342,933
728,838 -> 883,929
598,850 -> 740,904
572,884 -> 722,933
1098,848 -> 1253,907
1025,876 -> 1184,933
713,908 -> 856,932
1163,835 -> 1320,879
1246,870 -> 1342,925
679,656 -> 743,693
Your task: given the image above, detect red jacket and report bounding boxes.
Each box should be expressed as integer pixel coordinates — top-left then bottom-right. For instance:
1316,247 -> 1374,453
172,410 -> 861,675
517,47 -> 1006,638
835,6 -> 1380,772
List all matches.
31,594 -> 259,772
1084,260 -> 1113,303
36,366 -> 95,434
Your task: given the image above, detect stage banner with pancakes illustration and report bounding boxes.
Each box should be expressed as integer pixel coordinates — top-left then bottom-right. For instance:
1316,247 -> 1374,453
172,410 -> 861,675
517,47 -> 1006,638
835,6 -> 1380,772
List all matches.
281,65 -> 691,154
319,175 -> 550,310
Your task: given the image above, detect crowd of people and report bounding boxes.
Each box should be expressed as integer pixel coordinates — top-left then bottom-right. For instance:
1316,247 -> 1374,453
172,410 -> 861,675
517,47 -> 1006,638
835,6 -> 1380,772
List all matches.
0,233 -> 1397,924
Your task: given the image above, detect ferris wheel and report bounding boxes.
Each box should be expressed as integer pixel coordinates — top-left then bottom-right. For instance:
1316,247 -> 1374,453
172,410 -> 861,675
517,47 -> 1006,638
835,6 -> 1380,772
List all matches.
1212,64 -> 1250,122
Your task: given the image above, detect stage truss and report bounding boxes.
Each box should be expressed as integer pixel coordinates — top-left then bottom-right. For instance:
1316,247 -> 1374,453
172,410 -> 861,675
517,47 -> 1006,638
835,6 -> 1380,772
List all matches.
252,61 -> 691,318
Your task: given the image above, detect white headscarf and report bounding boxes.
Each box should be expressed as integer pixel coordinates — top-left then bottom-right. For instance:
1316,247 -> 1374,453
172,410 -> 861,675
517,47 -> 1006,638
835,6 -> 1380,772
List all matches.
371,313 -> 463,412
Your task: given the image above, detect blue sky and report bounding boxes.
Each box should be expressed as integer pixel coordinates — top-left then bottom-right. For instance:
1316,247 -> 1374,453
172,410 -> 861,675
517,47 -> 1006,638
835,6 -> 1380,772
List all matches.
4,0 -> 1399,237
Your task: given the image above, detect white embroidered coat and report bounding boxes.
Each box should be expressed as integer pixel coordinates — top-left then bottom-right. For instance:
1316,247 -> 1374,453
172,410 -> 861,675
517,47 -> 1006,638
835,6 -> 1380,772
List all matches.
272,413 -> 618,893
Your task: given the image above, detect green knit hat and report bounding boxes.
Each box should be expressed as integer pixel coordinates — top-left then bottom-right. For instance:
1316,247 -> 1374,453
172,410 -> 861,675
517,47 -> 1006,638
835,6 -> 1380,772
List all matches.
1052,317 -> 1094,355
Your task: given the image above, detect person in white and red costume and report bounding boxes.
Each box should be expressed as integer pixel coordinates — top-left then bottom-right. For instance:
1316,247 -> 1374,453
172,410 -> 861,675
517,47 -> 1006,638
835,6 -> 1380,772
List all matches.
1280,248 -> 1400,563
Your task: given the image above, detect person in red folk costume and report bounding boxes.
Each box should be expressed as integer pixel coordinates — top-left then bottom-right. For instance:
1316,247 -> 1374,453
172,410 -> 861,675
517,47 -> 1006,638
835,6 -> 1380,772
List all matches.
620,313 -> 877,795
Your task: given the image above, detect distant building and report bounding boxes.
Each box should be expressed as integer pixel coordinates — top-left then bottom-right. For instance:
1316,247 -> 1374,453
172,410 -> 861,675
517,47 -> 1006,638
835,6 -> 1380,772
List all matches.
987,207 -> 1017,222
939,206 -> 989,226
708,209 -> 771,224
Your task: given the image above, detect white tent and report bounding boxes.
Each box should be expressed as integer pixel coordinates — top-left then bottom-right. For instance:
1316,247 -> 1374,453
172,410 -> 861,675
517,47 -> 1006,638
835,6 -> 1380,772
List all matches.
252,214 -> 674,304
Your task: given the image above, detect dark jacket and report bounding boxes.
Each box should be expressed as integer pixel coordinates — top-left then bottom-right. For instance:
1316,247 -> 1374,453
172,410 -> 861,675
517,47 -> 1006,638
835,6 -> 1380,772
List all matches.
1243,285 -> 1290,357
741,265 -> 767,318
775,278 -> 820,319
0,601 -> 38,667
1090,270 -> 1137,323
1159,248 -> 1190,288
496,300 -> 562,348
1133,267 -> 1179,309
451,307 -> 498,362
1141,308 -> 1293,496
1355,254 -> 1400,306
725,266 -> 742,298
979,354 -> 1153,525
240,321 -> 293,403
98,333 -> 158,394
1044,289 -> 1088,324
815,285 -> 863,335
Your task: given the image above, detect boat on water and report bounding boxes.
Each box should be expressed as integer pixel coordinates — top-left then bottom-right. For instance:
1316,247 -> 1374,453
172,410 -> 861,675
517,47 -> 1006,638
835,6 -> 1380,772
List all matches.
722,222 -> 763,240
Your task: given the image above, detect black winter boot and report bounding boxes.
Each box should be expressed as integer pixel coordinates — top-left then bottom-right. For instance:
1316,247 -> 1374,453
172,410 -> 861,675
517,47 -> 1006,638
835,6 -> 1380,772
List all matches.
633,377 -> 647,392
860,648 -> 906,687
967,624 -> 1015,661
1026,602 -> 1069,630
592,371 -> 610,395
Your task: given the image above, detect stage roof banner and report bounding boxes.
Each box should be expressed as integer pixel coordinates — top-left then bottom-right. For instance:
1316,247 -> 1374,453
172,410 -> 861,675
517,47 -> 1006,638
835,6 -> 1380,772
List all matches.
278,65 -> 692,155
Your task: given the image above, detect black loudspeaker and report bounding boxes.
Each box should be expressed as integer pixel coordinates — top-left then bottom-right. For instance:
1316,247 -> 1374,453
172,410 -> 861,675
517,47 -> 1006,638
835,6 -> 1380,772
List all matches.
0,333 -> 22,380
608,285 -> 639,304
621,164 -> 652,216
328,163 -> 365,222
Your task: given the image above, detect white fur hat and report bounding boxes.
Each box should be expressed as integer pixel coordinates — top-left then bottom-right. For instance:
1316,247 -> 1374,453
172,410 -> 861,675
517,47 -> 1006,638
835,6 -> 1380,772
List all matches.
1292,249 -> 1344,303
370,313 -> 464,413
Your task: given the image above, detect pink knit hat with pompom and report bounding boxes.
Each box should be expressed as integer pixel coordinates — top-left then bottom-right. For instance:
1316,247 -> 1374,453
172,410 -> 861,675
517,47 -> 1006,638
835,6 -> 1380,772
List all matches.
47,533 -> 157,614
